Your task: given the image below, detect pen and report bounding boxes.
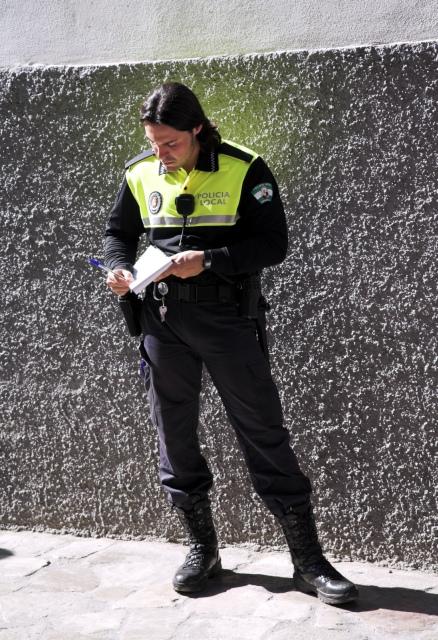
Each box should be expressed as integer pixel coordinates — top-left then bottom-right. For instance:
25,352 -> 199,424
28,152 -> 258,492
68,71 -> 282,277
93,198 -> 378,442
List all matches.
88,257 -> 126,279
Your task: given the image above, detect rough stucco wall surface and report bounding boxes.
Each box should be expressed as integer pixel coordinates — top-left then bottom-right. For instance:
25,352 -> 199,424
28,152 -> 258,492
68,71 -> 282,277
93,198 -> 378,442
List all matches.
0,42 -> 437,571
2,0 -> 438,65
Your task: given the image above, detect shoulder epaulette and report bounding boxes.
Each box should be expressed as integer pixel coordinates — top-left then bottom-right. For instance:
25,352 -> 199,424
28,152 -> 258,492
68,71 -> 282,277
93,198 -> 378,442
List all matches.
219,142 -> 254,163
125,148 -> 155,169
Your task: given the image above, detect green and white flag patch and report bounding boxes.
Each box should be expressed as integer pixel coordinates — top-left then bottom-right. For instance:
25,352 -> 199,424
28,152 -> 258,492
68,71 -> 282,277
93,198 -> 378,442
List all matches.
251,182 -> 273,204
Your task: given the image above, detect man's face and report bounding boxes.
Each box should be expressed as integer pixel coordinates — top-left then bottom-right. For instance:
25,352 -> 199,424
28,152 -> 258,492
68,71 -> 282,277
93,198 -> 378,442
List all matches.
144,122 -> 202,173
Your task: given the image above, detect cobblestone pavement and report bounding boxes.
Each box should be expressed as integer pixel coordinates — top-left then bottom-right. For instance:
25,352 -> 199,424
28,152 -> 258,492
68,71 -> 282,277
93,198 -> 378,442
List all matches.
0,530 -> 437,639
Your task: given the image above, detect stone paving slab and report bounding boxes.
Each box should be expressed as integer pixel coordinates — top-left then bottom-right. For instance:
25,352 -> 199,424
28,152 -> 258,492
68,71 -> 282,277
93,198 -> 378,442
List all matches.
0,530 -> 437,640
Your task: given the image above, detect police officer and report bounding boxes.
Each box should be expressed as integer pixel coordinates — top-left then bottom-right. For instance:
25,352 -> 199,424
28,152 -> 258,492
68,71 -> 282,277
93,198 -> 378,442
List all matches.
104,82 -> 358,605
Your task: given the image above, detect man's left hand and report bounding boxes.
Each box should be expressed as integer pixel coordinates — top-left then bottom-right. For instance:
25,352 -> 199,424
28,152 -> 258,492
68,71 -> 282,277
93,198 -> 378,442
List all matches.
157,250 -> 205,280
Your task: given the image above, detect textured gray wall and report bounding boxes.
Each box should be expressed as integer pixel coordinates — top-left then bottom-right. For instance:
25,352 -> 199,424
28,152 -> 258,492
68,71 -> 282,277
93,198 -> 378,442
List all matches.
1,42 -> 437,570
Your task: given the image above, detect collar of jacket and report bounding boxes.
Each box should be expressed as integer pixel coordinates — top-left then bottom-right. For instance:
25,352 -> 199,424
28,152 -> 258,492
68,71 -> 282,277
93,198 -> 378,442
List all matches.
158,146 -> 219,175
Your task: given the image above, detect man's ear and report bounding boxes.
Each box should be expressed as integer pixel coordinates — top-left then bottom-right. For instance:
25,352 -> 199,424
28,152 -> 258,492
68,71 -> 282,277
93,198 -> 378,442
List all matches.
193,124 -> 203,136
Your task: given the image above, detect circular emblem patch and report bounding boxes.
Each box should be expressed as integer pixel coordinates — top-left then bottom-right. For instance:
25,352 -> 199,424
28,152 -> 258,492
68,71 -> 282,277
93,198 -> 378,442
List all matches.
148,191 -> 163,215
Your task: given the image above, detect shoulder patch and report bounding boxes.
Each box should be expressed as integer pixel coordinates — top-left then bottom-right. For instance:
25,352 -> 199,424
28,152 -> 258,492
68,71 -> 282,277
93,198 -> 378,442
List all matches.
125,148 -> 155,169
251,183 -> 274,204
219,142 -> 254,163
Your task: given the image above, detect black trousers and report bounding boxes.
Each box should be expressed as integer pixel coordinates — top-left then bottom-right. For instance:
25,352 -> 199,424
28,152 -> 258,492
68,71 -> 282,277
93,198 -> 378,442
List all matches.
142,296 -> 311,517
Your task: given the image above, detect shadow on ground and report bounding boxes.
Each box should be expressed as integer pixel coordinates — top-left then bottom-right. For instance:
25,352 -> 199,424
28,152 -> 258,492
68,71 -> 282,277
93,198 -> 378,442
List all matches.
0,548 -> 14,559
186,569 -> 438,616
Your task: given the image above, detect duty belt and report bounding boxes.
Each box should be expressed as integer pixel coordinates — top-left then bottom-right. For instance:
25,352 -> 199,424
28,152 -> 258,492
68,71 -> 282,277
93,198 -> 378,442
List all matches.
152,281 -> 239,304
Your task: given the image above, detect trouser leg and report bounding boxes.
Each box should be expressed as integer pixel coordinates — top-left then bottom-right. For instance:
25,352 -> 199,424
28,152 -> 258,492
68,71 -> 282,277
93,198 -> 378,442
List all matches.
205,349 -> 312,517
143,329 -> 213,508
143,302 -> 311,511
156,300 -> 313,516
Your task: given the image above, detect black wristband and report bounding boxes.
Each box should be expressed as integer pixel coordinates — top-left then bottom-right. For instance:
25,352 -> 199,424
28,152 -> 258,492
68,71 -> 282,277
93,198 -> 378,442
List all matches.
203,249 -> 213,270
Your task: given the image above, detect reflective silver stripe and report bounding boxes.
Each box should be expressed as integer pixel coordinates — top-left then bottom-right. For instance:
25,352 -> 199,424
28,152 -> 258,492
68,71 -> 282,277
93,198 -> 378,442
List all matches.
187,215 -> 237,225
141,214 -> 238,227
142,216 -> 183,227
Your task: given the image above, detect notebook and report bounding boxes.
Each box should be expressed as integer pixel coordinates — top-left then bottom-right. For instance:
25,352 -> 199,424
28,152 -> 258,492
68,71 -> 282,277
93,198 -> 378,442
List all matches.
129,245 -> 173,294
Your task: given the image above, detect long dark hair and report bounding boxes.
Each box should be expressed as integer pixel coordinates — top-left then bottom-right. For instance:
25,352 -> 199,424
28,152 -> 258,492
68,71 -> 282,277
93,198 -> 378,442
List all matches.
139,82 -> 221,149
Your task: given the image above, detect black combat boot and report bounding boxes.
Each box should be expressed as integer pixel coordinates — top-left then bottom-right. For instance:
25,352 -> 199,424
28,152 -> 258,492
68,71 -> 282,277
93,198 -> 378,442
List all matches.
172,497 -> 222,593
278,503 -> 358,605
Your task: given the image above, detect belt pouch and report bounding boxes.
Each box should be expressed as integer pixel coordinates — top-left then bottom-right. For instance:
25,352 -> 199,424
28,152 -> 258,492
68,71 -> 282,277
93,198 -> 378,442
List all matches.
118,291 -> 143,337
239,274 -> 262,318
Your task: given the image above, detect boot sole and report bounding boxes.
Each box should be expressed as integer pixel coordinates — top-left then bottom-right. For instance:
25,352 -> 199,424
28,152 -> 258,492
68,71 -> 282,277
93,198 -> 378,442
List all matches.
294,573 -> 358,605
173,558 -> 222,593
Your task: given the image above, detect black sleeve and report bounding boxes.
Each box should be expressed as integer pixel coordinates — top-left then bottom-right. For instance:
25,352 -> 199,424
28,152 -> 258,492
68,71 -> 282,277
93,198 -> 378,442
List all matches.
104,177 -> 145,271
209,157 -> 288,274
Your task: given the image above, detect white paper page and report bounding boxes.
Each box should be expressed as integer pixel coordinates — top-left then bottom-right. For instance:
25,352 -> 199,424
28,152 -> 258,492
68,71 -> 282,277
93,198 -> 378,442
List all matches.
129,245 -> 173,294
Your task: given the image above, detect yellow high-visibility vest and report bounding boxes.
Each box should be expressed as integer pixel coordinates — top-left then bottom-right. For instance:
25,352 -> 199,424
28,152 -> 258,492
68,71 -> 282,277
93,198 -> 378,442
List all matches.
125,140 -> 257,229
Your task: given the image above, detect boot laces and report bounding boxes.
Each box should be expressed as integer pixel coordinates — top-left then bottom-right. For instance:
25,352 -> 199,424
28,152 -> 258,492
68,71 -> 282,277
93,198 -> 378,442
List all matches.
176,502 -> 217,546
182,543 -> 210,569
302,557 -> 342,580
280,508 -> 319,548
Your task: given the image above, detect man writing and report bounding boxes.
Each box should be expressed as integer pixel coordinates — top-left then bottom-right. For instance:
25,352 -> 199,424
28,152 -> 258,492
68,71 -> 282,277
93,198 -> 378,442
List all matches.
104,82 -> 358,605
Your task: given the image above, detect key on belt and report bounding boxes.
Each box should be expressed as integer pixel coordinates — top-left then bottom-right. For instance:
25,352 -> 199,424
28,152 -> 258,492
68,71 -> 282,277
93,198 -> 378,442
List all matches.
156,281 -> 168,322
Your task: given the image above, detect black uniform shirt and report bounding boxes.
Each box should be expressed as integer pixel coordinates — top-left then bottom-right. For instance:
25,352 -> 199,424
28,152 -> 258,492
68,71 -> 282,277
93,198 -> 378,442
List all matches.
104,142 -> 288,284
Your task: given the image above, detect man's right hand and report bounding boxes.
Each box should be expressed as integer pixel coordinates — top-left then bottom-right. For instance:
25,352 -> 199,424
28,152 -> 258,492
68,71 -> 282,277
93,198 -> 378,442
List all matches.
106,269 -> 133,296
